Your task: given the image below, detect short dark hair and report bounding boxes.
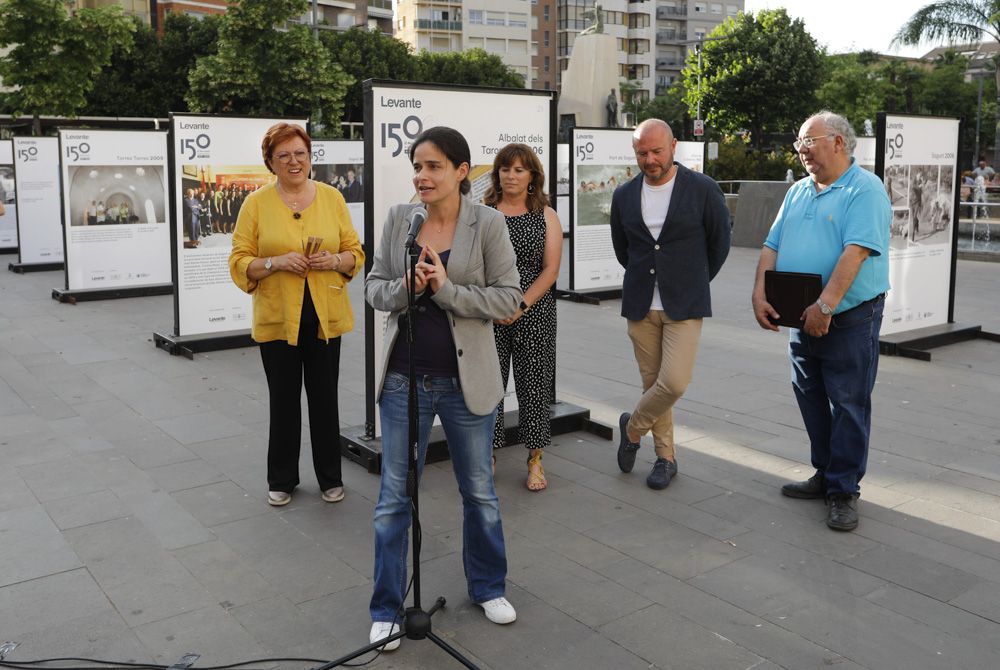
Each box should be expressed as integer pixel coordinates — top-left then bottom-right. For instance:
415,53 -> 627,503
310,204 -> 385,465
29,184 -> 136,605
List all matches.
408,126 -> 472,195
261,122 -> 311,174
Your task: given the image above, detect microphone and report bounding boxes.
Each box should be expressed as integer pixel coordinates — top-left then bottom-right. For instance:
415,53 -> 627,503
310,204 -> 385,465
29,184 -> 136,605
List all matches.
403,207 -> 427,249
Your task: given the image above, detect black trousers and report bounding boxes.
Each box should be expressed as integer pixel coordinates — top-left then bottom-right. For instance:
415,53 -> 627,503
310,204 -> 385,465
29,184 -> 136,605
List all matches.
259,285 -> 342,492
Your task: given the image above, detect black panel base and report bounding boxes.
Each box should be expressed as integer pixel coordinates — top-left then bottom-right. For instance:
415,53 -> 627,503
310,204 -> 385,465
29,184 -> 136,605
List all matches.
9,261 -> 63,273
52,283 -> 172,304
152,329 -> 256,360
879,322 -> 997,361
340,400 -> 610,474
555,287 -> 623,305
0,247 -> 16,255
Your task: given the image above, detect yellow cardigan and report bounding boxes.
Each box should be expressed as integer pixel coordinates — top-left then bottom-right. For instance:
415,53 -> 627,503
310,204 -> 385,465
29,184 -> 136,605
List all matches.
229,182 -> 364,345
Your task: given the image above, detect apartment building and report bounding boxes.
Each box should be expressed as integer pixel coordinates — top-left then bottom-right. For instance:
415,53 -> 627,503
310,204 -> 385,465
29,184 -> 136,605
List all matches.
556,0 -> 743,103
395,0 -> 533,88
63,1 -> 392,34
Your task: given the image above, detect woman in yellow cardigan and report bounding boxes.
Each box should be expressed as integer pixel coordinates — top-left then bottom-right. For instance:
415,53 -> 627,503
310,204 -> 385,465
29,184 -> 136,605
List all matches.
229,122 -> 364,507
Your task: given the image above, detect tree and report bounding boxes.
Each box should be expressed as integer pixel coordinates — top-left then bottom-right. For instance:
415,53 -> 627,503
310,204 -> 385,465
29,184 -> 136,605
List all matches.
816,54 -> 891,133
0,0 -> 135,131
321,27 -> 418,126
638,83 -> 692,139
187,0 -> 351,134
682,9 -> 823,149
415,48 -> 524,89
894,1 -> 1000,165
83,14 -> 222,118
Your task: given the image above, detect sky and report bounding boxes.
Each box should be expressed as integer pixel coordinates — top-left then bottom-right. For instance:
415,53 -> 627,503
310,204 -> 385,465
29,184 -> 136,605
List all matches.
743,0 -> 968,58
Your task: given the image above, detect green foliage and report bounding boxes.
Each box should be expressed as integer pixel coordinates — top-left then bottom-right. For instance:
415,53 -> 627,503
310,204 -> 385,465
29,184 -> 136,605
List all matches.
894,1 -> 1000,163
638,83 -> 691,139
187,0 -> 352,135
414,48 -> 524,89
0,0 -> 135,122
682,9 -> 823,149
818,50 -> 996,161
83,13 -> 222,118
706,135 -> 800,181
321,27 -> 418,125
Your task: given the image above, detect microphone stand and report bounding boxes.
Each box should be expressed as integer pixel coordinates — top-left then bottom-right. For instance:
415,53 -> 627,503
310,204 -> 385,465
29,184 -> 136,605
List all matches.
318,239 -> 481,669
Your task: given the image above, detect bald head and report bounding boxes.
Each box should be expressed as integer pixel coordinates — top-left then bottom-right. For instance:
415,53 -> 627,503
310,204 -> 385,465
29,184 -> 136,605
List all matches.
632,119 -> 677,186
634,118 -> 674,144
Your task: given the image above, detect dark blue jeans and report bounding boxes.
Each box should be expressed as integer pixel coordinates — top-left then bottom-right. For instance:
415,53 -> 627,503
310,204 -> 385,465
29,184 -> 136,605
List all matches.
788,296 -> 884,496
370,371 -> 507,622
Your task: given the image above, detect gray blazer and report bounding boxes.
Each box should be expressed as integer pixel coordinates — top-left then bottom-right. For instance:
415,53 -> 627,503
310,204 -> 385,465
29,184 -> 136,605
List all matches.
365,196 -> 522,416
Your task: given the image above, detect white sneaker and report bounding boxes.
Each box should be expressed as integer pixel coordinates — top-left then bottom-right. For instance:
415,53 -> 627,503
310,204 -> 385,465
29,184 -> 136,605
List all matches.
321,486 -> 345,503
369,621 -> 401,651
268,491 -> 291,506
477,596 -> 516,624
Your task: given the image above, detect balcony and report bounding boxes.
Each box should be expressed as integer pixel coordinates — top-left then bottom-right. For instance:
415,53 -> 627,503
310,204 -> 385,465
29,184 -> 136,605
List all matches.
656,29 -> 687,44
656,6 -> 688,19
656,57 -> 680,69
416,19 -> 462,31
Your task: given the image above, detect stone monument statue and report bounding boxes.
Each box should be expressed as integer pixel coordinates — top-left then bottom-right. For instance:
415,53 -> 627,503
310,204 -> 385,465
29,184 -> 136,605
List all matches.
556,3 -> 620,133
606,89 -> 619,128
580,4 -> 604,36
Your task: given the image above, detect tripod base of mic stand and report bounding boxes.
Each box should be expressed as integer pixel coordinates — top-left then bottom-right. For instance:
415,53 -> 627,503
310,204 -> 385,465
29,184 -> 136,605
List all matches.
319,596 -> 482,669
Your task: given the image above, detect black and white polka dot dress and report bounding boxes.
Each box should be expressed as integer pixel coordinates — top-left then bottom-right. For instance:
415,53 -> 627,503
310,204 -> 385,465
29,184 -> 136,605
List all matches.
493,208 -> 556,450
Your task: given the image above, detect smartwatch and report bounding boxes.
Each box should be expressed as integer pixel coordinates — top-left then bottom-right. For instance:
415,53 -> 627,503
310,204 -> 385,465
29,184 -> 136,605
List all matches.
264,257 -> 273,271
816,299 -> 834,316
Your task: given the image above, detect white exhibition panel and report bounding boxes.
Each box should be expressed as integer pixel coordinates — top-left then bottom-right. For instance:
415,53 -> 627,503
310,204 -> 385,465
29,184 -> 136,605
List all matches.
856,136 -> 876,171
570,127 -> 632,291
171,115 -> 306,338
556,143 -> 570,234
367,84 -> 555,433
0,140 -> 17,248
570,130 -> 706,292
312,140 -> 365,243
60,129 -> 171,291
880,115 -> 959,336
13,137 -> 63,265
674,141 -> 705,173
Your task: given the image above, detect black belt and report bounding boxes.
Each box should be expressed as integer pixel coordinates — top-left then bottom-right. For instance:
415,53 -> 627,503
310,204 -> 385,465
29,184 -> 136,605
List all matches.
842,293 -> 885,314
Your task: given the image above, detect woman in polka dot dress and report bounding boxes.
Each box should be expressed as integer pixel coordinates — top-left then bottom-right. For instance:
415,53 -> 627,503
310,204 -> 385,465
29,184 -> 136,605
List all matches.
485,143 -> 563,491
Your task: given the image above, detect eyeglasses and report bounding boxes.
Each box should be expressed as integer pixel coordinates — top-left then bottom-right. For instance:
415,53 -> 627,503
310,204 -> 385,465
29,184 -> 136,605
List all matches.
274,149 -> 309,164
793,134 -> 836,151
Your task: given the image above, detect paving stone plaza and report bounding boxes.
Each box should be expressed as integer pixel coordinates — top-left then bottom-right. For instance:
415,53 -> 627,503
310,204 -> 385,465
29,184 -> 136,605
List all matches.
1,247 -> 999,669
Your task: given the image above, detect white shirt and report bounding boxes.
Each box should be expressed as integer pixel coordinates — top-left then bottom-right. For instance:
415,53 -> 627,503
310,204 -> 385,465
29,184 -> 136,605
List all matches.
640,176 -> 675,311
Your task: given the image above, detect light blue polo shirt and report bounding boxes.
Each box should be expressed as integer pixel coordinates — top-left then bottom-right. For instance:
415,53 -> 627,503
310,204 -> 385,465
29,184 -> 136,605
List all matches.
764,159 -> 890,313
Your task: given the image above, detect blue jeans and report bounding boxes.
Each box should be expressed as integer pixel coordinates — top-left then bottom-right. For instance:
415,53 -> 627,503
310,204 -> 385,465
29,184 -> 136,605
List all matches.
789,296 -> 884,497
371,371 -> 507,622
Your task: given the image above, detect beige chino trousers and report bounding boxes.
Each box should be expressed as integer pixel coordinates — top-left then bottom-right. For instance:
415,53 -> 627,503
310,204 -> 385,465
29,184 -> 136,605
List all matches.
626,311 -> 703,460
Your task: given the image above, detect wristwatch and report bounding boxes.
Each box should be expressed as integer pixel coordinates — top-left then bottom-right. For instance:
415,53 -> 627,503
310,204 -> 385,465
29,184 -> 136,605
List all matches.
519,300 -> 530,313
264,257 -> 273,271
816,299 -> 834,316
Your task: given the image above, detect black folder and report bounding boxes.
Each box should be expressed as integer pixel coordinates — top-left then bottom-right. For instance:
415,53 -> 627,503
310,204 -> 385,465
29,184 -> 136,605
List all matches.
764,270 -> 823,328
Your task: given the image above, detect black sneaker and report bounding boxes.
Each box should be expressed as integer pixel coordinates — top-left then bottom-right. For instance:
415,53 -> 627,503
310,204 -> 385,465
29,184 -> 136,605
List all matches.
826,494 -> 859,531
616,412 -> 641,473
646,458 -> 677,490
781,472 -> 826,499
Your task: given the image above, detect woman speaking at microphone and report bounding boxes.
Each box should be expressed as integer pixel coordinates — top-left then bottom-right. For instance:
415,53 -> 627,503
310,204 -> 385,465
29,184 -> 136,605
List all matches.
229,122 -> 363,507
365,126 -> 522,648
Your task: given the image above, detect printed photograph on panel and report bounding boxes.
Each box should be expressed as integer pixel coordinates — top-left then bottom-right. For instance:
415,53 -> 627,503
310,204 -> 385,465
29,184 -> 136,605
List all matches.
884,164 -> 908,207
67,165 -> 166,226
576,164 -> 635,225
890,209 -> 910,250
0,165 -> 14,205
313,163 -> 364,203
908,164 -> 952,246
180,164 -> 272,249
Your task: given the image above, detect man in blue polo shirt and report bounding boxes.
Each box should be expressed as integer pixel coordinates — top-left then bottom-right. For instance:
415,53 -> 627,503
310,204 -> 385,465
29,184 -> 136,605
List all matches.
751,111 -> 890,532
